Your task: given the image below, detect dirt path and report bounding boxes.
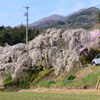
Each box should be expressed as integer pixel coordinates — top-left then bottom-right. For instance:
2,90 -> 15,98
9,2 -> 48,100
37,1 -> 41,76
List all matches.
18,89 -> 100,95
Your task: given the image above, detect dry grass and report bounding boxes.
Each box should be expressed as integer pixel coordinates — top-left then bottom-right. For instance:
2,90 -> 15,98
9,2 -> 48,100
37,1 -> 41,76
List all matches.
0,90 -> 100,100
18,88 -> 100,95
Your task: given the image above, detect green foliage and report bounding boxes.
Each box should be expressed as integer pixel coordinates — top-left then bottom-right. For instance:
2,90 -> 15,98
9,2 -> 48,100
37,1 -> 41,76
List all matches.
42,20 -> 65,30
3,68 -> 54,89
50,75 -> 75,87
68,71 -> 100,87
41,7 -> 99,31
0,25 -> 40,46
81,72 -> 100,87
67,74 -> 75,80
3,70 -> 39,88
98,13 -> 100,23
63,80 -> 72,85
32,69 -> 54,85
37,81 -> 55,87
3,73 -> 12,86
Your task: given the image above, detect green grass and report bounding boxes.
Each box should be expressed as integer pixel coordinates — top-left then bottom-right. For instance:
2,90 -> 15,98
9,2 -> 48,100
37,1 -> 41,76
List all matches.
3,65 -> 100,89
67,72 -> 100,87
37,81 -> 55,87
0,92 -> 99,100
36,66 -> 100,88
3,68 -> 54,88
32,68 -> 54,84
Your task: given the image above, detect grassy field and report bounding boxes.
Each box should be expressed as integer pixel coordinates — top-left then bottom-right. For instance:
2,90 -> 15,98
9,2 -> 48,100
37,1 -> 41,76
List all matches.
0,91 -> 100,100
2,66 -> 100,100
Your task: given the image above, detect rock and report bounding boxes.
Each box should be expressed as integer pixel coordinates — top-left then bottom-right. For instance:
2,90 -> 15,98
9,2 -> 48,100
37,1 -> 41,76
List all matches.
0,28 -> 90,79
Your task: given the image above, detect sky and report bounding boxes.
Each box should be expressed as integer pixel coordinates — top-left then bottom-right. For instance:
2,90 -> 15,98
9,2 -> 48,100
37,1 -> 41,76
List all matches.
0,0 -> 100,27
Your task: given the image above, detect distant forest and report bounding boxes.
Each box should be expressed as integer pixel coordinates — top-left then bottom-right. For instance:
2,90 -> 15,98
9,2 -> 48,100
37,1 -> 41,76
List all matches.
41,7 -> 100,30
0,25 -> 39,46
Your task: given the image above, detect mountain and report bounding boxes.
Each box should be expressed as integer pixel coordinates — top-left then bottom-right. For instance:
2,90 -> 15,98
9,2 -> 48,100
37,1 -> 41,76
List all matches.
44,7 -> 100,30
17,7 -> 100,30
29,14 -> 66,29
29,8 -> 86,29
65,8 -> 86,18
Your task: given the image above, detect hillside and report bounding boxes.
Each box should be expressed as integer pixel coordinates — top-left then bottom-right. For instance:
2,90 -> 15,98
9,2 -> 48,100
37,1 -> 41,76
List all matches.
0,27 -> 100,90
32,65 -> 100,89
4,65 -> 100,89
0,28 -> 91,89
29,14 -> 66,29
43,7 -> 100,30
28,8 -> 86,29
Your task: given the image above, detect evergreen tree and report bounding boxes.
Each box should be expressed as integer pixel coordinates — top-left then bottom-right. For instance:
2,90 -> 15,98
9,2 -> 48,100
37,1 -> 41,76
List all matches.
0,26 -> 40,46
98,13 -> 100,23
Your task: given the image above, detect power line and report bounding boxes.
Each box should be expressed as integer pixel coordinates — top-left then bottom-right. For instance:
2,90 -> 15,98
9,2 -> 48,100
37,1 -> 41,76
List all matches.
27,0 -> 48,6
1,0 -> 100,27
0,7 -> 24,24
29,0 -> 52,7
30,0 -> 85,13
0,0 -> 48,26
3,12 -> 24,27
0,0 -> 84,26
9,14 -> 24,27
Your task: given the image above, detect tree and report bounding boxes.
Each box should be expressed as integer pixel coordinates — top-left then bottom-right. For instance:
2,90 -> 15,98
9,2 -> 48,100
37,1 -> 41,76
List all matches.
0,25 -> 40,46
98,13 -> 100,23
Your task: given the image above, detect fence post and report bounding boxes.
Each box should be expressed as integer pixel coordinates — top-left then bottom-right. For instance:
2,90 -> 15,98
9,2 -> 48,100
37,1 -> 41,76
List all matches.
96,76 -> 100,90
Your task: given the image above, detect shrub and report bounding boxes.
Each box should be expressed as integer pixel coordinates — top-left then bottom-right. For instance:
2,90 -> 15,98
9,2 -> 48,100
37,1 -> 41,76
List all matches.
3,73 -> 13,86
67,74 -> 75,80
64,80 -> 72,86
37,81 -> 55,87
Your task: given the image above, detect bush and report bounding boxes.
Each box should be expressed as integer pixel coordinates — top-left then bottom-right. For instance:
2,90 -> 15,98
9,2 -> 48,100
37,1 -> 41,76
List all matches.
67,74 -> 75,80
64,80 -> 72,86
3,73 -> 13,86
37,81 -> 55,87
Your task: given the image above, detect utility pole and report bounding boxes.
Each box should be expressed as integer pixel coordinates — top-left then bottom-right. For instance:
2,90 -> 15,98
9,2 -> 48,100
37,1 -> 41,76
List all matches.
23,6 -> 30,44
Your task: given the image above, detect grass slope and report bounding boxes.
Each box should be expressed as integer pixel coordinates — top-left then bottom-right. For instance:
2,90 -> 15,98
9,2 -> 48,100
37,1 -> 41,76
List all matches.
36,65 -> 100,89
3,65 -> 100,89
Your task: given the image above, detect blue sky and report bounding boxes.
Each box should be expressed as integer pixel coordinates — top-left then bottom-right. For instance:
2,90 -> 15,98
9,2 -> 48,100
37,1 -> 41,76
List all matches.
0,0 -> 100,27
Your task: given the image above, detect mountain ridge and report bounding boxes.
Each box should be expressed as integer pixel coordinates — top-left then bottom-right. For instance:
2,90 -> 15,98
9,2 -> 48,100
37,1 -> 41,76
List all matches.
29,14 -> 65,26
28,8 -> 86,29
43,7 -> 100,30
16,7 -> 100,30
